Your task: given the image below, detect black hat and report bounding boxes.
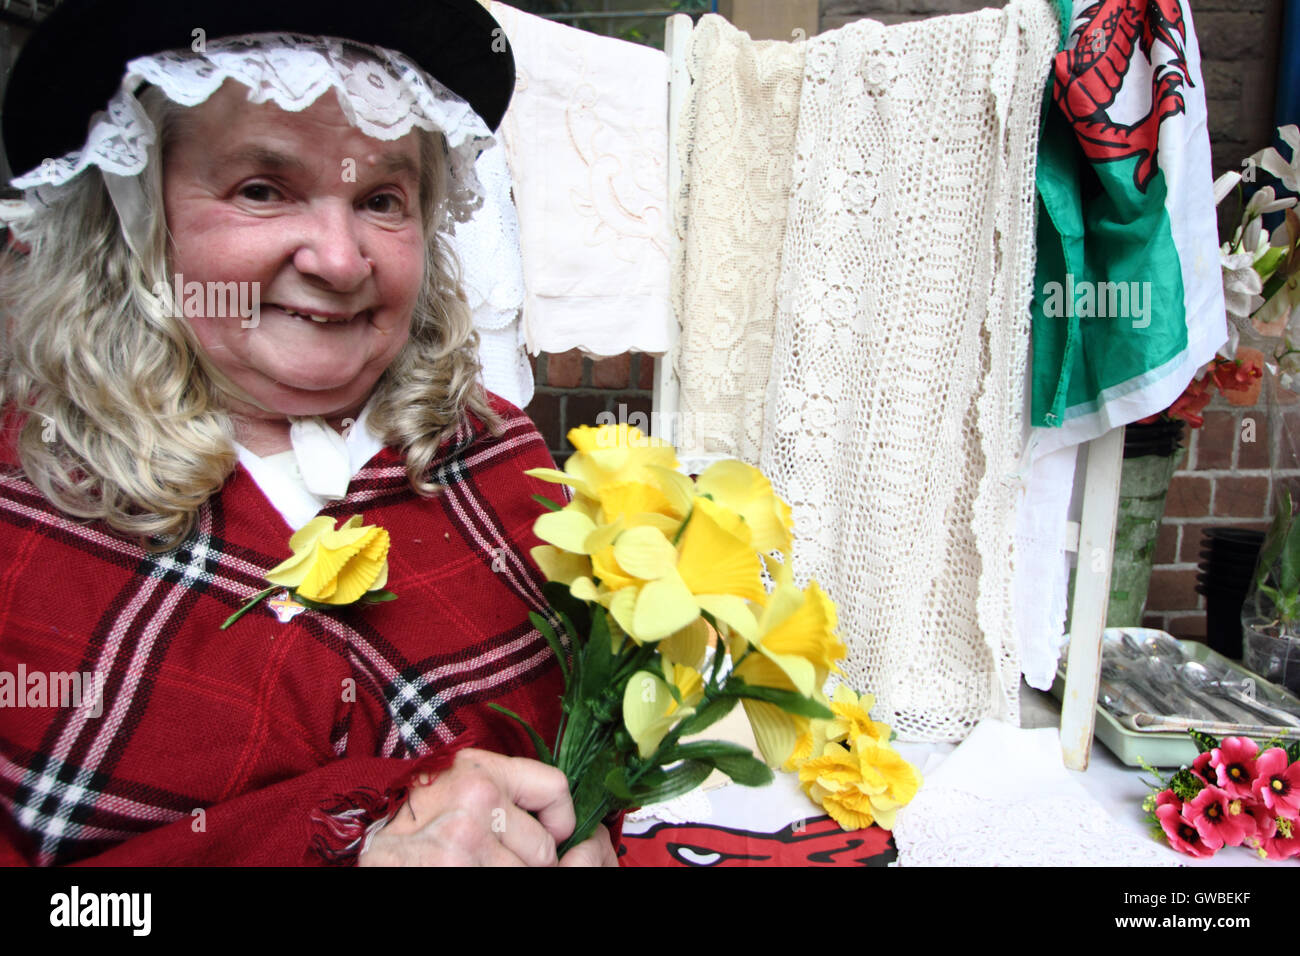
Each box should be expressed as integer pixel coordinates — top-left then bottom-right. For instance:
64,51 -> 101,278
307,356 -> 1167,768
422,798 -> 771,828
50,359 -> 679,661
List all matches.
2,0 -> 515,180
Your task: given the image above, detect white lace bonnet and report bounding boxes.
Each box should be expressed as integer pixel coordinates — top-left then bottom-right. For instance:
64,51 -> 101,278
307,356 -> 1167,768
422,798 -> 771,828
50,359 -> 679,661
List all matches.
1,32 -> 497,256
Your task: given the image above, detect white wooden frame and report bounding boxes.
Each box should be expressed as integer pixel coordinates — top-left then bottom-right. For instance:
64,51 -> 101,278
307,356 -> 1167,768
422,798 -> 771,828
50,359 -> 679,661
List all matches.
652,13 -> 1123,770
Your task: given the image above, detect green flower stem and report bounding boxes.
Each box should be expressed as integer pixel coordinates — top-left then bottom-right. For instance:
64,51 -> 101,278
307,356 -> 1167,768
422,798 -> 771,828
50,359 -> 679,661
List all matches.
559,791 -> 616,857
220,586 -> 277,630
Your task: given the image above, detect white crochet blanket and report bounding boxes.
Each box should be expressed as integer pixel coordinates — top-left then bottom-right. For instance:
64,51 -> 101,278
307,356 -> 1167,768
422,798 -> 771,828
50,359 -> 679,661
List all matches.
757,2 -> 1058,740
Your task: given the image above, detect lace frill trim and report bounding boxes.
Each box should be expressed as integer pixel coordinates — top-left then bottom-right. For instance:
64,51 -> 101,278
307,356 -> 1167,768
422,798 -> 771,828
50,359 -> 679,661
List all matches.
8,33 -> 495,233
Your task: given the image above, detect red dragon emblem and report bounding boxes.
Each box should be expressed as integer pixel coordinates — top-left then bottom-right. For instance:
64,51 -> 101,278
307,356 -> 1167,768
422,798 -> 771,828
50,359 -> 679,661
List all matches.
619,816 -> 895,867
1054,0 -> 1192,191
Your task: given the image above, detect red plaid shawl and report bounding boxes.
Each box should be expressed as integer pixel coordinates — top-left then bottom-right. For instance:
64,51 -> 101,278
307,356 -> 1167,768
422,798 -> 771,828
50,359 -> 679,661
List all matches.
0,397 -> 568,865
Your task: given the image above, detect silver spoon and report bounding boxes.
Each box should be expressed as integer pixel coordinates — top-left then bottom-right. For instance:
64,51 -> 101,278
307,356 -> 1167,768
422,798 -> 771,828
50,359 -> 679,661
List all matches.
1181,660 -> 1300,727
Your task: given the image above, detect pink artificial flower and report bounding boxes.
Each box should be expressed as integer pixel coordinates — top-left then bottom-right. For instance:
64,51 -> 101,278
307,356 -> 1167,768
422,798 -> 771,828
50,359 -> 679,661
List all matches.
1212,737 -> 1260,799
1257,815 -> 1300,861
1252,748 -> 1300,820
1156,802 -> 1217,858
1191,752 -> 1216,787
1156,789 -> 1182,812
1186,786 -> 1257,849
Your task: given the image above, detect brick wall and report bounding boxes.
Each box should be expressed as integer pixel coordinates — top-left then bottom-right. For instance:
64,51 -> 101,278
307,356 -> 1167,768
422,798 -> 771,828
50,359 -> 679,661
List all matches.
526,352 -> 657,466
1145,386 -> 1300,640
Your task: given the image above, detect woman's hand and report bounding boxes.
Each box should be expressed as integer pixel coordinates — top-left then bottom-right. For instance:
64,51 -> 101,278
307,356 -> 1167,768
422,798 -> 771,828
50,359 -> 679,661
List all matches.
357,748 -> 614,866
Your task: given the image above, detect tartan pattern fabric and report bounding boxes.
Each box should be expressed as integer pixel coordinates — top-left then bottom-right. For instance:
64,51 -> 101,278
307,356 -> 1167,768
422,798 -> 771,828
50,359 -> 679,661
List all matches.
0,398 -> 566,865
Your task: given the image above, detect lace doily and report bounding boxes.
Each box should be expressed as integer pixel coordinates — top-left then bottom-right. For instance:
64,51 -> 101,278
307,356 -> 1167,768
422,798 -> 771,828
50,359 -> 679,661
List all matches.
672,16 -> 806,463
756,2 -> 1058,740
892,789 -> 1177,866
625,789 -> 714,826
891,721 -> 1177,866
7,33 -> 494,246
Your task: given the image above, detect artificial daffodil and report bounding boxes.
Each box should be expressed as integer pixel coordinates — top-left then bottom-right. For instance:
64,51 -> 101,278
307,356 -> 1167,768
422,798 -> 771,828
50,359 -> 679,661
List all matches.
621,663 -> 705,758
730,579 -> 846,767
797,734 -> 922,831
220,515 -> 394,629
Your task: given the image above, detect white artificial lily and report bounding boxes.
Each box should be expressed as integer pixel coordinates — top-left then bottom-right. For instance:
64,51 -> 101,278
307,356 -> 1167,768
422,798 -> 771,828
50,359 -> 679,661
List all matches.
1250,125 -> 1300,194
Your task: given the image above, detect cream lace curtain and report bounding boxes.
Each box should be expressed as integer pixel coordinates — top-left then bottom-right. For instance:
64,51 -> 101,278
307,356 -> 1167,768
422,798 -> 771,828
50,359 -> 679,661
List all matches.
674,3 -> 1059,740
672,17 -> 805,465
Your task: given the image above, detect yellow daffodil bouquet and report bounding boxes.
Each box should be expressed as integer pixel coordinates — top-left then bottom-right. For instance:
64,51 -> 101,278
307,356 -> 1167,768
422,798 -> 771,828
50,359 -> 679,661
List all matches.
500,423 -> 848,852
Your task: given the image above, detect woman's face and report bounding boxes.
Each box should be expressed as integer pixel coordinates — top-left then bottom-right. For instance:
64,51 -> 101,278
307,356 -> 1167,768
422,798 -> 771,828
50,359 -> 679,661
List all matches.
163,79 -> 426,421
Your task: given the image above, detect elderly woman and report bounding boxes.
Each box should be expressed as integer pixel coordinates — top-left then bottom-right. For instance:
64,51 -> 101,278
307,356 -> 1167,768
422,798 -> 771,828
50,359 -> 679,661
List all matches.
0,0 -> 614,866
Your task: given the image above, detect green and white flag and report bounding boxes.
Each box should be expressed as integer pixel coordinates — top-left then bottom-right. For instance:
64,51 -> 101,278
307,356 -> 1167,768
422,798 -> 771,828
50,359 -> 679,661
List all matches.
1030,0 -> 1226,459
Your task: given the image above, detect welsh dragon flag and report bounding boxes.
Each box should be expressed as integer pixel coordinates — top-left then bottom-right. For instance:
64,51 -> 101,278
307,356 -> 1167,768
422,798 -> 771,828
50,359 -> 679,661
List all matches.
1030,0 -> 1227,458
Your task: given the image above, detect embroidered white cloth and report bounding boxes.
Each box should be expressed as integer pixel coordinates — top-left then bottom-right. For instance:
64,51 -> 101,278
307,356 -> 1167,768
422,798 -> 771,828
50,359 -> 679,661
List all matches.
490,2 -> 673,357
672,16 -> 806,464
1014,440 -> 1080,690
758,2 -> 1058,741
444,139 -> 533,409
891,720 -> 1176,866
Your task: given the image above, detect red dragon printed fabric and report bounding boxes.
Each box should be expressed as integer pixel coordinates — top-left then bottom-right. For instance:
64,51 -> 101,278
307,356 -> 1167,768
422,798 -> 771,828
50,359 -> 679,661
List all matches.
1053,0 -> 1191,191
0,397 -> 567,866
620,817 -> 896,867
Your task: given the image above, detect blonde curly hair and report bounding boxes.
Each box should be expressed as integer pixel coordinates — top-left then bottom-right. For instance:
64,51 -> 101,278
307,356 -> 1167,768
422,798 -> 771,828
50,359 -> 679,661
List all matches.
0,83 -> 500,551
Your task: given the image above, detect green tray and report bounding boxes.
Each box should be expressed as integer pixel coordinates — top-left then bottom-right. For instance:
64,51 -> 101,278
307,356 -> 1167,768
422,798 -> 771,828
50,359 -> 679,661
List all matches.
1049,630 -> 1300,768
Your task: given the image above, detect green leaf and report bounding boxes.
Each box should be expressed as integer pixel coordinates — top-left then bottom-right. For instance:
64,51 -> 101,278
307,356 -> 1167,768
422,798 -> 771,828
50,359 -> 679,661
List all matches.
710,751 -> 774,787
529,611 -> 570,687
1287,739 -> 1300,764
487,703 -> 553,764
669,740 -> 773,787
1280,505 -> 1300,595
603,766 -> 634,802
628,760 -> 713,805
542,580 -> 591,637
532,493 -> 563,512
555,701 -> 591,774
580,606 -> 614,700
360,589 -> 398,604
1256,491 -> 1292,591
670,740 -> 754,762
720,678 -> 833,720
1189,729 -> 1220,755
673,695 -> 737,737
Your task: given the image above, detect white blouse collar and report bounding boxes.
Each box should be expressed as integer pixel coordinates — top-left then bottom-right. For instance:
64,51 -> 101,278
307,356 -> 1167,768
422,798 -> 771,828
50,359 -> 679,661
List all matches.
234,397 -> 386,531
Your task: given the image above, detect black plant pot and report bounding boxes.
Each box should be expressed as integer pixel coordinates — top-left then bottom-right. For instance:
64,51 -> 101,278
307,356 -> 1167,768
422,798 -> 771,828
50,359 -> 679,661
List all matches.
1200,528 -> 1265,659
1123,419 -> 1188,459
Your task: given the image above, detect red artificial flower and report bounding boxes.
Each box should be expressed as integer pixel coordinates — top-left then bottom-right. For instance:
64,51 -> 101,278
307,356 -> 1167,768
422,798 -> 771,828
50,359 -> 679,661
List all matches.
1167,375 -> 1213,428
1252,748 -> 1300,820
1212,737 -> 1260,800
1156,802 -> 1217,858
1210,356 -> 1263,396
1185,786 -> 1257,849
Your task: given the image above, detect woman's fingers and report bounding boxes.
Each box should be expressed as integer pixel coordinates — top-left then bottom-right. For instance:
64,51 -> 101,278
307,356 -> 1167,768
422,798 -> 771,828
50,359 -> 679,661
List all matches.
455,748 -> 576,846
558,824 -> 619,868
493,803 -> 560,866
